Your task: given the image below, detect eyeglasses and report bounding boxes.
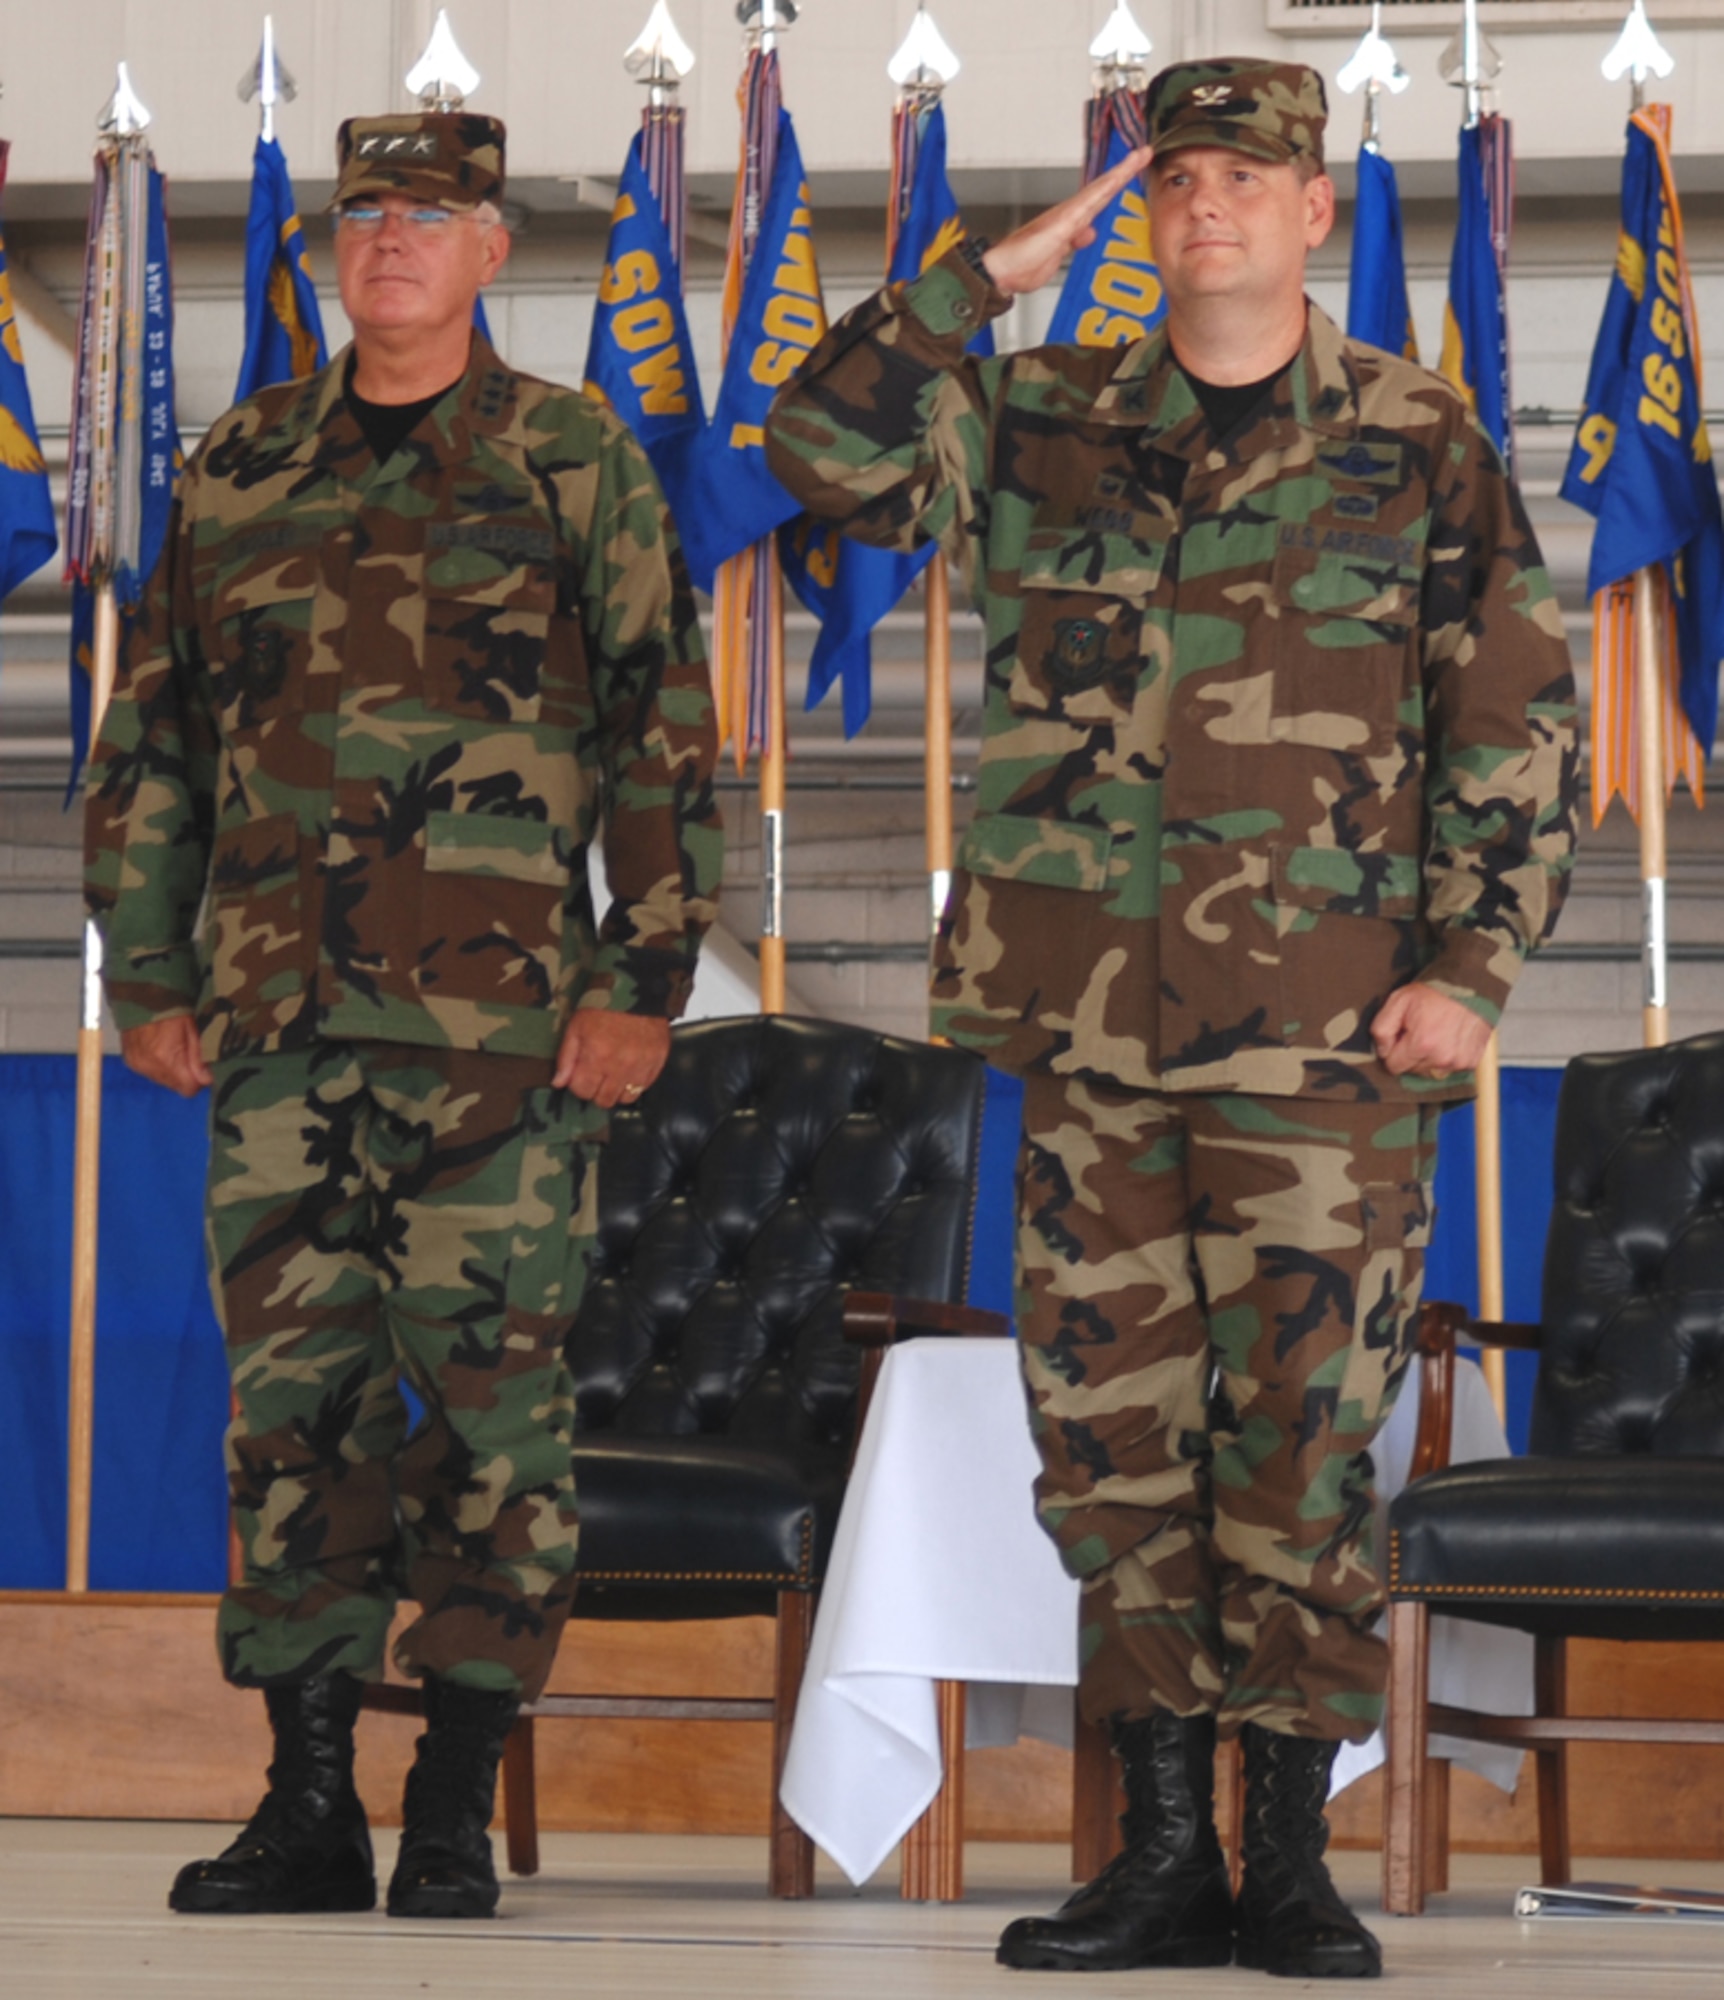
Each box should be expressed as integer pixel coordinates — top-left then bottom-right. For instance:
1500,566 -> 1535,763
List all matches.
335,204 -> 463,235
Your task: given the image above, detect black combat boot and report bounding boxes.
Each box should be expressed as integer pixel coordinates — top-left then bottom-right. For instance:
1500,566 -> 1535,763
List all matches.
168,1672 -> 375,1914
996,1710 -> 1234,1971
1234,1724 -> 1382,1979
385,1678 -> 519,1920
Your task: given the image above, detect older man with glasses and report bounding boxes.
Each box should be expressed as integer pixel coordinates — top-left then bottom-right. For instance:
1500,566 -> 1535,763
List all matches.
83,111 -> 721,1921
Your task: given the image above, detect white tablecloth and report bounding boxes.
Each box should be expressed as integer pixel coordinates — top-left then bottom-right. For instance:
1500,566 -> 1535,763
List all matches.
780,1337 -> 1531,1886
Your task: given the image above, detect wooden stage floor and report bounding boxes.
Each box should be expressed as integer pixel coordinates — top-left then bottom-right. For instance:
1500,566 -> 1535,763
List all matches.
1,1822 -> 1721,1997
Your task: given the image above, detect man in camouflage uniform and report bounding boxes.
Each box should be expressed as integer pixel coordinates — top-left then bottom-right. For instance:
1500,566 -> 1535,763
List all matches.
768,60 -> 1575,1979
84,113 -> 720,1921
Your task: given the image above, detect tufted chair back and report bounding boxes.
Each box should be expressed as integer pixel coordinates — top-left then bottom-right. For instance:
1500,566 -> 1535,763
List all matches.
1375,1034 -> 1724,1915
1531,1032 -> 1724,1459
565,1014 -> 986,1622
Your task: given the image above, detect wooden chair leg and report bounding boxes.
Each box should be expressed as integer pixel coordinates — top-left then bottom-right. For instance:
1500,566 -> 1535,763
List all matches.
1533,1634 -> 1571,1887
1424,1756 -> 1451,1896
501,1714 -> 540,1878
770,1591 -> 817,1899
1382,1599 -> 1431,1916
1072,1699 -> 1124,1883
1215,1735 -> 1245,1898
900,1680 -> 967,1901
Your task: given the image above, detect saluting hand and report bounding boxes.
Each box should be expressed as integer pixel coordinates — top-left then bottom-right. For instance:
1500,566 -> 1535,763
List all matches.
1372,983 -> 1494,1080
982,145 -> 1154,299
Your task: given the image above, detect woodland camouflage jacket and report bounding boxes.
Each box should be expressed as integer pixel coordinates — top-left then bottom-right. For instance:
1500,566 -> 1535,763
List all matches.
767,252 -> 1579,1101
85,337 -> 721,1064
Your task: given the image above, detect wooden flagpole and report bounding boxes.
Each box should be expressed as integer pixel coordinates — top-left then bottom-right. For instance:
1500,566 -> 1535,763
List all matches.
924,561 -> 954,954
1452,0 -> 1507,1413
1633,569 -> 1671,1046
67,585 -> 119,1594
1623,63 -> 1672,1051
65,65 -> 153,1591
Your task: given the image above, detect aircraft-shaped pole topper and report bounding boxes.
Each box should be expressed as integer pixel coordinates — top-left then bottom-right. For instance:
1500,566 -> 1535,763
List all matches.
238,16 -> 299,143
1602,0 -> 1674,106
889,5 -> 961,92
1338,3 -> 1410,152
99,61 -> 152,136
1090,0 -> 1152,92
738,0 -> 799,52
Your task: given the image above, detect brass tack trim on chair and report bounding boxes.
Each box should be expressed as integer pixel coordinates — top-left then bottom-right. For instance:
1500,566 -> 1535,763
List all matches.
577,1568 -> 801,1585
1388,1532 -> 1724,1601
579,1516 -> 818,1591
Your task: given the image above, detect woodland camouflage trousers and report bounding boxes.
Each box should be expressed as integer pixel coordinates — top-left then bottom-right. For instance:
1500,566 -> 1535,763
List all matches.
1015,1071 -> 1439,1742
205,1041 -> 598,1702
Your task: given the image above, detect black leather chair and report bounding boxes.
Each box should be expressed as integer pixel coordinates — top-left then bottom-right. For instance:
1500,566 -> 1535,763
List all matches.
458,1013 -> 991,1897
1382,1033 -> 1724,1914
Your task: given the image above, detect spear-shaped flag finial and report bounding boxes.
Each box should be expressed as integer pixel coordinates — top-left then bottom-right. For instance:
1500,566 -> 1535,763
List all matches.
1090,0 -> 1152,89
626,1 -> 696,92
1603,0 -> 1674,102
406,8 -> 480,111
99,61 -> 152,136
889,5 -> 961,91
238,16 -> 300,143
1338,2 -> 1410,151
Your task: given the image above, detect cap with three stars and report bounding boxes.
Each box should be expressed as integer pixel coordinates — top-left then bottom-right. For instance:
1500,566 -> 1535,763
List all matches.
332,112 -> 507,212
1144,60 -> 1328,171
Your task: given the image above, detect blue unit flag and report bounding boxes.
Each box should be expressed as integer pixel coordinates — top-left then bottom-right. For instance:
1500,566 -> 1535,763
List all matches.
583,131 -> 710,584
790,101 -> 993,736
1347,143 -> 1418,361
684,107 -> 823,583
234,134 -> 327,403
1562,109 -> 1724,761
0,146 -> 56,604
1439,119 -> 1512,461
1046,123 -> 1163,348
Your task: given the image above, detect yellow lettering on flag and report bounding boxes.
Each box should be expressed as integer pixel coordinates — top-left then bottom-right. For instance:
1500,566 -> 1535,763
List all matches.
1076,188 -> 1162,348
1575,412 -> 1617,484
600,248 -> 661,306
631,343 -> 689,417
748,191 -> 830,389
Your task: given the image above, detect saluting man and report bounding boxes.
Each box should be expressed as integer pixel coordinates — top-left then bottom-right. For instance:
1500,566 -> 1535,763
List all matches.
84,112 -> 721,1921
768,61 -> 1576,1980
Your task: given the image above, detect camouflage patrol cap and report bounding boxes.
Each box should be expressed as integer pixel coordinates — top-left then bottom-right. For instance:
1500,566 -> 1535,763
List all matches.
333,113 -> 506,212
1145,60 -> 1327,170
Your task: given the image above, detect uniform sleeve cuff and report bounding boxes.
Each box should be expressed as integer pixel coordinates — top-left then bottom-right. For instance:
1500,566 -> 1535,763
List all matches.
578,946 -> 696,1021
900,243 -> 1011,346
1418,927 -> 1520,1029
102,944 -> 201,1031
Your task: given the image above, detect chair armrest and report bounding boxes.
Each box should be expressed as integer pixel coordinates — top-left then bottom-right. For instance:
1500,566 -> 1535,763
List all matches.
1407,1300 -> 1462,1483
1468,1320 -> 1543,1351
842,1292 -> 1012,1466
841,1292 -> 1011,1347
1406,1301 -> 1543,1482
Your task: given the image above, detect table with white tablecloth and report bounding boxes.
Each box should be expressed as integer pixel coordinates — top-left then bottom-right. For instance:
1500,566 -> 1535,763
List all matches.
779,1337 -> 1531,1887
